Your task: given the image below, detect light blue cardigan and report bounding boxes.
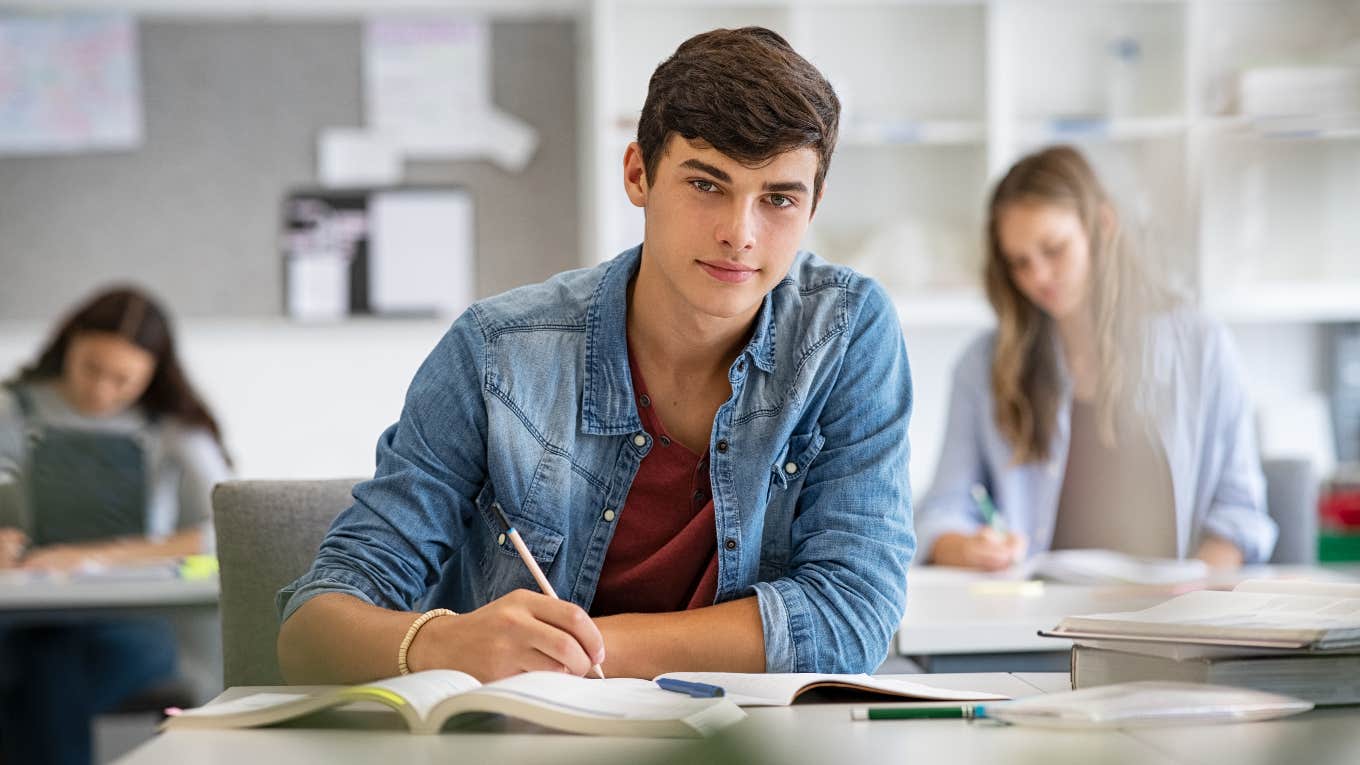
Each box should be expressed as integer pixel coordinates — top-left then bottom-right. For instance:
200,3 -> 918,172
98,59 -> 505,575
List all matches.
915,307 -> 1277,564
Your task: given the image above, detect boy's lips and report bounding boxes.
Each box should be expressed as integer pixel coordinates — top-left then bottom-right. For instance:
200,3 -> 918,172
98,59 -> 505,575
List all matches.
697,260 -> 758,284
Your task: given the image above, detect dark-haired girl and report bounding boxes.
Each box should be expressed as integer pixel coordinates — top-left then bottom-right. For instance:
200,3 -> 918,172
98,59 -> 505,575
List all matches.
0,285 -> 231,765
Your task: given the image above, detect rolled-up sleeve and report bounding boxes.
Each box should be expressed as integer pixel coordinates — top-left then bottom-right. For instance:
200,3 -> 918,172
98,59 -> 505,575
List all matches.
751,280 -> 915,674
1197,324 -> 1276,563
277,311 -> 490,623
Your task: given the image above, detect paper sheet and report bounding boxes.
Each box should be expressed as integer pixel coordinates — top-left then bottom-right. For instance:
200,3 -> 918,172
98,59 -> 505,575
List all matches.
0,14 -> 143,154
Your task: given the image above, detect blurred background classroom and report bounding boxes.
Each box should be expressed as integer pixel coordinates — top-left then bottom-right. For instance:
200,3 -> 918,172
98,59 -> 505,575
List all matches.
1,0 -> 1358,762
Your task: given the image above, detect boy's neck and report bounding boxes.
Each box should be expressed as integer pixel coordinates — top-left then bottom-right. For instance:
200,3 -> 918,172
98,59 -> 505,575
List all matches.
625,256 -> 757,381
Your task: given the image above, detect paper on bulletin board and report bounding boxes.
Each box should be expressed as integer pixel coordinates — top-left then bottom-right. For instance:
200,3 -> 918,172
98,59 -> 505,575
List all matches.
0,14 -> 143,155
362,18 -> 537,172
367,189 -> 475,318
317,128 -> 403,187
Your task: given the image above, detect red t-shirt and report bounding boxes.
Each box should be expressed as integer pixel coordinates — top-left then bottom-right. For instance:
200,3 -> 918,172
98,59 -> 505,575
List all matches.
589,354 -> 719,616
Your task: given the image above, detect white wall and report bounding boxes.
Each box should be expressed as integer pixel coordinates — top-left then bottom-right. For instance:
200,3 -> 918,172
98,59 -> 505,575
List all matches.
0,319 -> 447,480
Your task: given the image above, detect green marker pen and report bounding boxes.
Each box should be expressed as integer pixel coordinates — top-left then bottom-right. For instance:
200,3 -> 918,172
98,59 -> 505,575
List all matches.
970,483 -> 1007,534
851,705 -> 990,721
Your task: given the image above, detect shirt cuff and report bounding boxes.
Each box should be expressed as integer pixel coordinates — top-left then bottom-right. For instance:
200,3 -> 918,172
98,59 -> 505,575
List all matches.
276,567 -> 381,625
750,579 -> 807,673
1199,505 -> 1279,564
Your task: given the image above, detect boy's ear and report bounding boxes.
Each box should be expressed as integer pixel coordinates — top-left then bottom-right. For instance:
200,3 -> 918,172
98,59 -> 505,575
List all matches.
623,142 -> 649,208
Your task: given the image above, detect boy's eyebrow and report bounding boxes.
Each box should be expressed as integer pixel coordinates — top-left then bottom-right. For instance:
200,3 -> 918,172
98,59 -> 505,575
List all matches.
680,158 -> 732,183
679,158 -> 809,195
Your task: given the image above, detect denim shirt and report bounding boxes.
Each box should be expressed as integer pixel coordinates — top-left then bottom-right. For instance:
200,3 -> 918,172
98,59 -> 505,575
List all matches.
278,246 -> 915,674
915,307 -> 1276,564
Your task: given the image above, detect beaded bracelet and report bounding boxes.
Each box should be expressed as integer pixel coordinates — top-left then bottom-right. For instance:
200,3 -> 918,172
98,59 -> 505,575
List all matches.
397,608 -> 456,675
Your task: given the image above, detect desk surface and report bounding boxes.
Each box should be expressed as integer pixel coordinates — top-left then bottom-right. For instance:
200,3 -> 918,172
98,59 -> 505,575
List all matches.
0,569 -> 218,618
897,564 -> 1360,656
114,672 -> 1360,765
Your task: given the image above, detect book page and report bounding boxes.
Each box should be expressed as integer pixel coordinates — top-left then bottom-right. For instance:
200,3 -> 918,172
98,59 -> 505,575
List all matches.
473,673 -> 710,719
174,692 -> 311,719
654,673 -> 1008,706
1233,579 -> 1360,598
1019,549 -> 1208,585
346,670 -> 481,722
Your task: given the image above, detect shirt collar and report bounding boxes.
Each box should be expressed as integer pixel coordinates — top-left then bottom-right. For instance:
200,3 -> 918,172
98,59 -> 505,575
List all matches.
580,245 -> 782,436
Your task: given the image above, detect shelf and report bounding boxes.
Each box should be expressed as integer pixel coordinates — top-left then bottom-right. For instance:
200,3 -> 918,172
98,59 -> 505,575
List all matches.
840,120 -> 986,147
1206,282 -> 1360,324
891,288 -> 993,329
1197,114 -> 1360,142
1021,115 -> 1187,143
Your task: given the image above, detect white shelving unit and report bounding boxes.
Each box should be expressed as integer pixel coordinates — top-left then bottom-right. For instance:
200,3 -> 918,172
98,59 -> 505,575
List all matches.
582,0 -> 1360,328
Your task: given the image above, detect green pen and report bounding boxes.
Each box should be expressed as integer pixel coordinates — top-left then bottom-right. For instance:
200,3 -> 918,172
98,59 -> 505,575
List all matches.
970,483 -> 1007,534
851,705 -> 990,721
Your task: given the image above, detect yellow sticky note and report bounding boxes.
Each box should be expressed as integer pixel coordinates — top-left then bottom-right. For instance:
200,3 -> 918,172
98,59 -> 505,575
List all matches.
969,579 -> 1045,597
178,555 -> 219,580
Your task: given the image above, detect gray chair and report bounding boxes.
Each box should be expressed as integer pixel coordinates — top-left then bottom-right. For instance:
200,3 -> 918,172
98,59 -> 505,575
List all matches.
212,478 -> 360,688
1262,457 -> 1320,565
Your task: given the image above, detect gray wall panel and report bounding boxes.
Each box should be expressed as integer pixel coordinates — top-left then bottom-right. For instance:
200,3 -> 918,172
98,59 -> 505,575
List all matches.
0,18 -> 578,319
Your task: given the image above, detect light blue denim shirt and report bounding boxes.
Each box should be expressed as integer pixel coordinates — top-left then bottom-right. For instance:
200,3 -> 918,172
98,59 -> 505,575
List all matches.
278,246 -> 915,674
916,307 -> 1276,564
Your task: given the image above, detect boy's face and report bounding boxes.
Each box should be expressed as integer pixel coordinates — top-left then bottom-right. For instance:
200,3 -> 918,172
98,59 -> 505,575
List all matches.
625,135 -> 821,323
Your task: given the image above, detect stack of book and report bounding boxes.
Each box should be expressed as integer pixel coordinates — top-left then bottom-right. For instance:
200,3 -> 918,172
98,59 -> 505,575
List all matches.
1043,579 -> 1360,705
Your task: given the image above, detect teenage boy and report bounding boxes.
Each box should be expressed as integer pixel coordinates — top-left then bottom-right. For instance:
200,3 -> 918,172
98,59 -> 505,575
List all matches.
277,26 -> 914,683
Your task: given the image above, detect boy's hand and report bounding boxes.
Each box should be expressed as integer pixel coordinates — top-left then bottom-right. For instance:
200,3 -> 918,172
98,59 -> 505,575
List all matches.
406,589 -> 606,682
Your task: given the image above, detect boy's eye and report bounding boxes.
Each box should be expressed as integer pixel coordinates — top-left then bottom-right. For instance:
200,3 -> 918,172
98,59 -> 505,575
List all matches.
768,195 -> 794,209
690,180 -> 717,193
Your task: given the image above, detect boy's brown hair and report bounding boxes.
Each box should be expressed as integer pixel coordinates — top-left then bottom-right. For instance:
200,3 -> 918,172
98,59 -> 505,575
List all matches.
637,27 -> 840,210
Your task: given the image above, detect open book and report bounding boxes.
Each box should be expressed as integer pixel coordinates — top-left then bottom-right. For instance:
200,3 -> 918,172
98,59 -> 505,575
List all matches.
1012,549 -> 1210,586
162,670 -> 745,738
1042,579 -> 1360,650
654,672 -> 1009,706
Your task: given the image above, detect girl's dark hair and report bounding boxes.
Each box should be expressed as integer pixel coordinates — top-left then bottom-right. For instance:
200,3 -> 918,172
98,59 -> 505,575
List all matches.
637,26 -> 840,211
11,286 -> 229,454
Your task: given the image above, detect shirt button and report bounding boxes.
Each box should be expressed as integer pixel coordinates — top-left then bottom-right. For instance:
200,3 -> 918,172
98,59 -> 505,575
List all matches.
639,394 -> 651,408
497,533 -> 506,546
693,490 -> 706,503
716,439 -> 729,453
737,359 -> 746,373
659,435 -> 672,447
602,508 -> 616,522
784,461 -> 798,474
724,539 -> 737,551
633,433 -> 647,447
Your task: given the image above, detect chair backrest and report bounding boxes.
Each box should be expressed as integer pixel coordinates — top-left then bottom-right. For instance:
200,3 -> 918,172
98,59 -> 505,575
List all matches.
212,478 -> 359,687
1262,457 -> 1319,565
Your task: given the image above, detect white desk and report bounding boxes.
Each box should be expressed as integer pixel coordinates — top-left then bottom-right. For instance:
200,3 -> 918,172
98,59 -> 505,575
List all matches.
0,569 -> 218,625
114,673 -> 1360,765
896,564 -> 1360,672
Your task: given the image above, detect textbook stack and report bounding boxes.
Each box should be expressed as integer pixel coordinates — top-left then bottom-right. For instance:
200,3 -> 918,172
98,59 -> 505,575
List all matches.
1043,580 -> 1360,706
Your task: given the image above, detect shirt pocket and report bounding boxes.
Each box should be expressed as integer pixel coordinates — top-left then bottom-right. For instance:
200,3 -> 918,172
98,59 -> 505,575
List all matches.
474,489 -> 566,602
769,425 -> 826,490
760,426 -> 826,580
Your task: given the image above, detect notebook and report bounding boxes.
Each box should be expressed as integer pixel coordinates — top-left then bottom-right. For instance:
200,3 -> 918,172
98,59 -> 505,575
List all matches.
654,672 -> 1009,706
161,670 -> 744,738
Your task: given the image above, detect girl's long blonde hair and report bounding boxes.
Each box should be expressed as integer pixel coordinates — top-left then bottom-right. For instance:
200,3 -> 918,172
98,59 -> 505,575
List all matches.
984,146 -> 1174,463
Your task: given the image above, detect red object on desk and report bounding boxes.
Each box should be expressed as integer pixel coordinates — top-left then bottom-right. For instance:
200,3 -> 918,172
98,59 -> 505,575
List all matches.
1319,489 -> 1360,530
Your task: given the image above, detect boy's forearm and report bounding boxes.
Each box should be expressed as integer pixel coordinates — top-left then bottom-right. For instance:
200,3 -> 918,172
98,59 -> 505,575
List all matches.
277,592 -> 417,685
594,596 -> 765,678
